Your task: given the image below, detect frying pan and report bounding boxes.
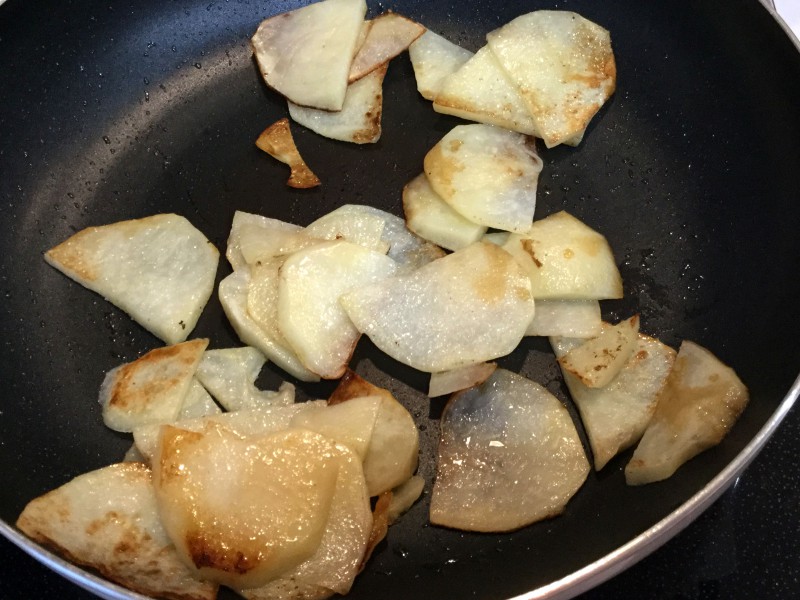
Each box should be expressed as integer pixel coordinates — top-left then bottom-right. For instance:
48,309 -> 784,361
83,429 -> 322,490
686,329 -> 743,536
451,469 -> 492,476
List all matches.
0,0 -> 798,598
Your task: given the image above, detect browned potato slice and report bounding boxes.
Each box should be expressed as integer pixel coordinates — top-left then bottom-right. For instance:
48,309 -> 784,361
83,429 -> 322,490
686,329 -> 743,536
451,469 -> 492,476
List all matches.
625,341 -> 749,485
348,11 -> 425,82
17,463 -> 218,600
256,119 -> 321,189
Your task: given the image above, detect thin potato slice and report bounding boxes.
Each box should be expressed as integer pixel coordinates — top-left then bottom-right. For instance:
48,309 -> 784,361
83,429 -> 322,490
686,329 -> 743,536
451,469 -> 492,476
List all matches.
348,11 -> 425,82
341,242 -> 534,373
289,396 -> 382,459
179,378 -> 222,419
226,210 -> 306,270
525,299 -> 601,337
626,341 -> 749,485
486,11 -> 616,147
44,214 -> 219,344
387,475 -> 425,522
256,119 -> 321,189
305,205 -> 388,253
289,65 -> 387,144
409,30 -> 473,100
424,124 -> 543,233
430,369 -> 589,532
99,339 -> 208,432
552,328 -> 676,470
251,0 -> 367,111
17,463 -> 218,600
428,362 -> 497,398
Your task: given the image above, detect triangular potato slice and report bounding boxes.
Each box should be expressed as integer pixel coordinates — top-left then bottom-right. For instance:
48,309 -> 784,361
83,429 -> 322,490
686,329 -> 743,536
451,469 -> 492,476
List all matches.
226,210 -> 306,270
486,11 -> 616,147
179,378 -> 222,419
525,299 -> 601,337
348,11 -> 425,82
17,463 -> 218,600
99,339 -> 208,432
289,64 -> 387,144
44,214 -> 219,344
409,30 -> 473,100
256,118 -> 321,189
251,0 -> 367,111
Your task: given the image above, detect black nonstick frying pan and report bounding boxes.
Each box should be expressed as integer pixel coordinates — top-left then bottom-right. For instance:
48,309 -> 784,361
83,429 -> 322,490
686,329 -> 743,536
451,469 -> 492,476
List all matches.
1,0 -> 799,598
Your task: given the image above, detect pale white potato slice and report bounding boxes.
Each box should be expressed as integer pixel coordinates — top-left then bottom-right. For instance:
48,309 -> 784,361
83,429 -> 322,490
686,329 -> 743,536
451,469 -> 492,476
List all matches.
424,124 -> 543,233
16,463 -> 218,600
341,241 -> 534,372
278,240 -> 399,379
289,64 -> 387,144
482,231 -> 511,246
403,173 -> 487,251
348,11 -> 425,82
525,299 -> 601,337
430,369 -> 589,531
625,341 -> 749,485
195,346 -> 294,411
486,11 -> 616,147
45,214 -> 219,344
305,205 -> 388,252
552,328 -> 676,470
387,475 -> 425,523
251,0 -> 367,111
408,29 -> 473,100
99,339 -> 208,432
433,45 -> 539,135
154,425 -> 341,588
179,377 -> 222,419
256,118 -> 321,189
226,210 -> 307,270
502,210 -> 623,299
558,315 -> 640,388
123,444 -> 147,463
219,268 -> 319,382
428,362 -> 497,397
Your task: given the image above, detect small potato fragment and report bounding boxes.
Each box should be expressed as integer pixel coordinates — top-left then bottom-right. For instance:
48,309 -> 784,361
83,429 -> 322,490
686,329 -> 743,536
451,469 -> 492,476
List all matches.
402,173 -> 487,251
625,341 -> 749,485
526,299 -> 601,338
387,475 -> 425,522
424,124 -> 543,233
409,30 -> 473,100
341,241 -> 534,373
557,315 -> 640,388
226,210 -> 307,270
428,362 -> 497,397
256,119 -> 321,189
348,11 -> 425,82
430,369 -> 589,532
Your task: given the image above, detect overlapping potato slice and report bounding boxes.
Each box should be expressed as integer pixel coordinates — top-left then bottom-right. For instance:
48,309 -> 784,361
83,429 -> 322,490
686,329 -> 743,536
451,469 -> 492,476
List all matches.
288,65 -> 387,144
424,124 -> 543,233
179,378 -> 222,419
430,369 -> 589,532
428,362 -> 497,398
503,210 -> 623,299
408,30 -> 473,100
17,463 -> 218,600
251,0 -> 367,111
525,299 -> 601,337
386,475 -> 425,522
99,339 -> 208,432
289,396 -> 382,459
45,214 -> 219,344
195,346 -> 294,411
402,173 -> 487,251
342,241 -> 534,373
486,11 -> 616,147
278,240 -> 399,379
226,211 -> 307,270
348,11 -> 425,82
552,327 -> 676,470
305,204 -> 388,253
256,119 -> 321,189
625,341 -> 749,485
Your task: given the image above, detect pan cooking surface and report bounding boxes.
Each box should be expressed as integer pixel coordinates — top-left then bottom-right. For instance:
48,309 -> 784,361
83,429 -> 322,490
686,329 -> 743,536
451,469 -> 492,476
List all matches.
1,0 -> 799,598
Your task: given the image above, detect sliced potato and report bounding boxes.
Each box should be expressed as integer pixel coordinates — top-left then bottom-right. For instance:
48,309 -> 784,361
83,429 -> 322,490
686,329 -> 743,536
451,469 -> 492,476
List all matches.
552,328 -> 676,470
503,210 -> 623,299
99,339 -> 208,432
525,299 -> 601,337
428,362 -> 497,398
251,0 -> 367,111
486,10 -> 616,147
348,11 -> 425,82
387,475 -> 425,523
408,30 -> 473,100
178,378 -> 222,419
341,241 -> 534,372
625,341 -> 749,485
402,173 -> 487,251
482,231 -> 511,246
424,124 -> 543,233
305,204 -> 388,252
17,463 -> 217,600
430,369 -> 589,532
256,118 -> 321,189
45,214 -> 219,344
278,240 -> 398,379
557,315 -> 640,388
288,64 -> 387,144
226,210 -> 307,270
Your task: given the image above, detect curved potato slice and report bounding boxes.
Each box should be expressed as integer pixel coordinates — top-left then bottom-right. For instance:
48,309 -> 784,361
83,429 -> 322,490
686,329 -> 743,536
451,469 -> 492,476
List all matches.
348,11 -> 425,82
409,30 -> 473,100
430,369 -> 589,532
17,463 -> 217,600
387,475 -> 425,522
251,0 -> 367,111
44,214 -> 219,344
428,362 -> 497,397
424,124 -> 543,233
256,118 -> 321,189
341,241 -> 534,372
625,341 -> 749,485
